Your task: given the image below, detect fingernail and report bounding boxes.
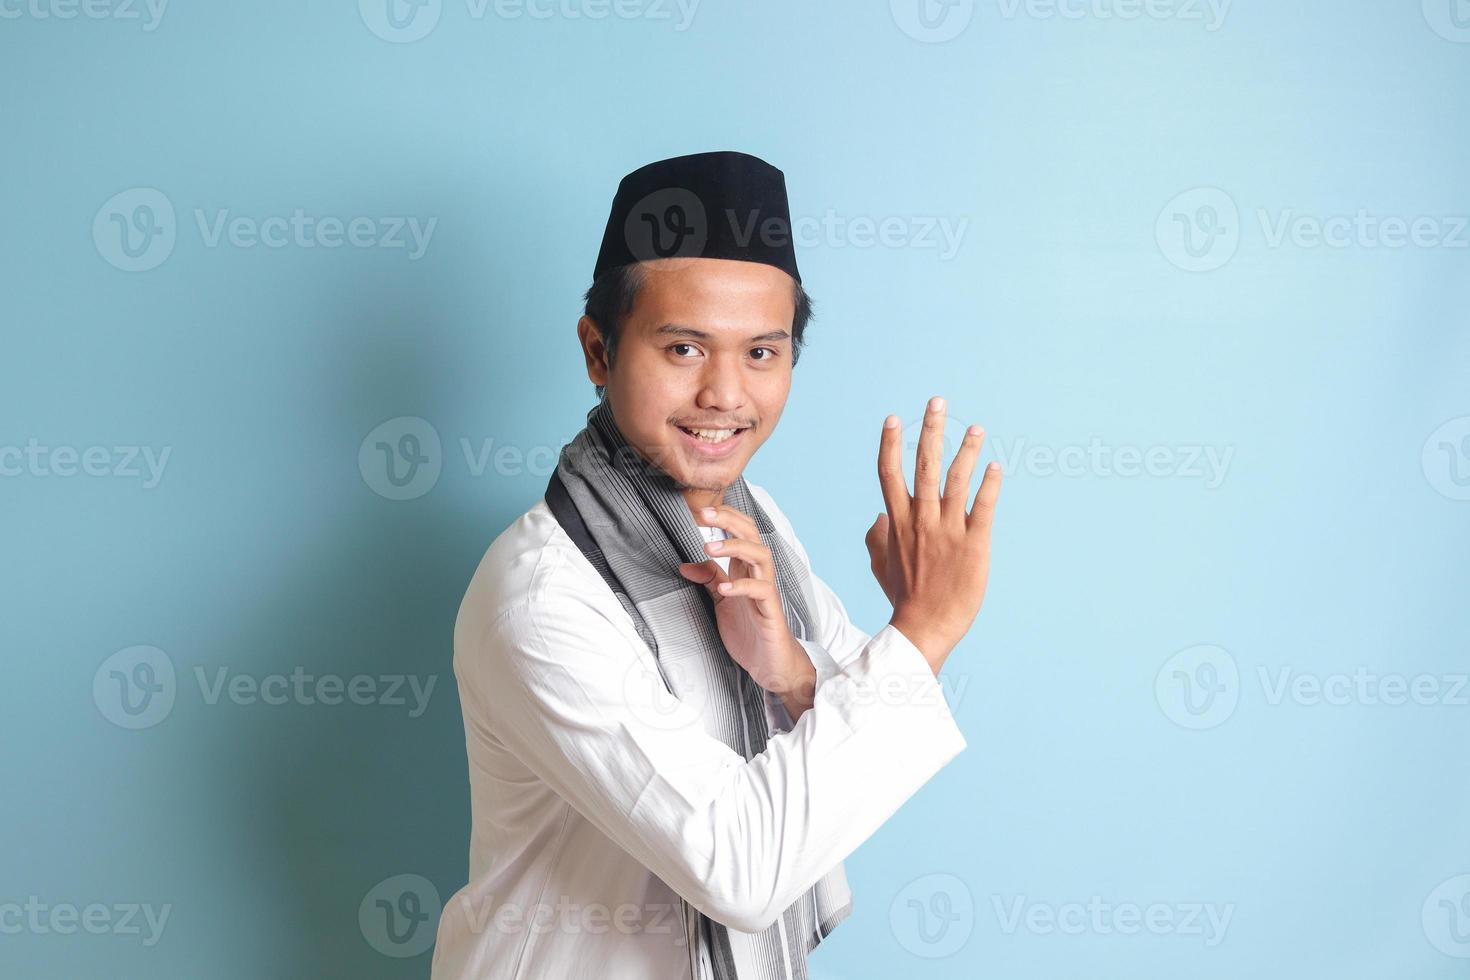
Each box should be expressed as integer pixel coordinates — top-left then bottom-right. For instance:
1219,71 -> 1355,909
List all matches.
929,395 -> 945,412
718,582 -> 733,593
706,541 -> 722,552
883,415 -> 898,429
701,507 -> 716,519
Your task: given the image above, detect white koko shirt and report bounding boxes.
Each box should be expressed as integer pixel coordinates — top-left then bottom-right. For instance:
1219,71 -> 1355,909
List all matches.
431,481 -> 967,980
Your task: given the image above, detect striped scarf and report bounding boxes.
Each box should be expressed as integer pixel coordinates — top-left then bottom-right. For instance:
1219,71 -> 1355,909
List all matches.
543,396 -> 851,979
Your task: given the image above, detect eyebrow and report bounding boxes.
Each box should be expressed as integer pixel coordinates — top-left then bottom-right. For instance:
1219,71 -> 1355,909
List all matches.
652,323 -> 792,343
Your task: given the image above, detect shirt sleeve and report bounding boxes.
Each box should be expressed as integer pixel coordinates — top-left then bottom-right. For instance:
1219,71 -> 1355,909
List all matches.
793,570 -> 879,688
455,549 -> 967,936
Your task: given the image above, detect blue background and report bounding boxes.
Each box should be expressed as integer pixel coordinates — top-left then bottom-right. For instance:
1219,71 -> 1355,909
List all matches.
3,0 -> 1468,977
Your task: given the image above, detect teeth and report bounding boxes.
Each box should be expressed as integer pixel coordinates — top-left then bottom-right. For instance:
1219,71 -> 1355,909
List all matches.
683,427 -> 740,443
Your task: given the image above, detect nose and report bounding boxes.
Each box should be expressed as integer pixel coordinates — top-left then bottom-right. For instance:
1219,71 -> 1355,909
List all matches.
694,352 -> 746,416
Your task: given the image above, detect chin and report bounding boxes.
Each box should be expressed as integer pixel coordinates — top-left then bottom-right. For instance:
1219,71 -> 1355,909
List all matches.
673,459 -> 744,492
672,470 -> 734,493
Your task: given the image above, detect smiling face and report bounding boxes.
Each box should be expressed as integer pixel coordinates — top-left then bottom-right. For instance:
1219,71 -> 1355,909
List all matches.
578,257 -> 797,511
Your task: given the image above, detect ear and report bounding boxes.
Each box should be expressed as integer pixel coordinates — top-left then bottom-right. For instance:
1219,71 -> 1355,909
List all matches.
577,315 -> 609,387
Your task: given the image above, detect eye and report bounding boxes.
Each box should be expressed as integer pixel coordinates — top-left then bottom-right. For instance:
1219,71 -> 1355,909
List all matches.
668,343 -> 701,358
750,347 -> 779,361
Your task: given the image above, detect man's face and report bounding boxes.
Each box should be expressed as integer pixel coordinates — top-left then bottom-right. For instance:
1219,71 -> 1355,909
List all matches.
583,257 -> 796,496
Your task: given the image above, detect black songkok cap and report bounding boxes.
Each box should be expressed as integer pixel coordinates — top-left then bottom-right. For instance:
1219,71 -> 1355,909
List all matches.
592,150 -> 801,284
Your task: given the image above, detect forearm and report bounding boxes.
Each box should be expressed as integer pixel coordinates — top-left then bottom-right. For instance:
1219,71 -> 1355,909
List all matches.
680,623 -> 966,931
476,602 -> 967,935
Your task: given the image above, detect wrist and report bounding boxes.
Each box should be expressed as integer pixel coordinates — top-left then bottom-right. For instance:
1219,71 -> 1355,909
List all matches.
887,614 -> 953,675
767,639 -> 817,719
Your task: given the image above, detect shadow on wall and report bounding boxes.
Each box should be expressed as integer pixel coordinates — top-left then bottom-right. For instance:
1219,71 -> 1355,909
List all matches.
195,194 -> 535,977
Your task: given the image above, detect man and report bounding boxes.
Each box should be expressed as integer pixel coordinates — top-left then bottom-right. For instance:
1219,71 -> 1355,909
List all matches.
432,151 -> 1002,980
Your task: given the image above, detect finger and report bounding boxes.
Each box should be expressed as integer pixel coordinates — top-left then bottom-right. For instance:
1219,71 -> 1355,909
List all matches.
695,505 -> 761,546
913,395 -> 946,522
703,537 -> 772,581
967,461 -> 1004,539
865,512 -> 888,563
943,423 -> 985,527
695,505 -> 768,580
678,560 -> 731,591
716,577 -> 785,621
878,414 -> 911,525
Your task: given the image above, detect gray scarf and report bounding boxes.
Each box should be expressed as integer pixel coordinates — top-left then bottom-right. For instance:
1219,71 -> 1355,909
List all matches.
543,396 -> 850,979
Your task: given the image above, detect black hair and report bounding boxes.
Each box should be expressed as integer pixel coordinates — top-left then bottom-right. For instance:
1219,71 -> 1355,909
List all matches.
582,263 -> 814,401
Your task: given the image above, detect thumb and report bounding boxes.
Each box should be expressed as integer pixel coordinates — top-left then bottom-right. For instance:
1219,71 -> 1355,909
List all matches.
678,560 -> 730,594
865,512 -> 889,561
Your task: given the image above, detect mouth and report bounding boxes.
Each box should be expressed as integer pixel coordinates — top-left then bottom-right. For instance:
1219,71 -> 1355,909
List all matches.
674,423 -> 751,459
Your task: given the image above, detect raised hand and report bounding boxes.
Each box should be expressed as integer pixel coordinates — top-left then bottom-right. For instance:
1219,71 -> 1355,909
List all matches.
866,396 -> 1003,672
